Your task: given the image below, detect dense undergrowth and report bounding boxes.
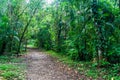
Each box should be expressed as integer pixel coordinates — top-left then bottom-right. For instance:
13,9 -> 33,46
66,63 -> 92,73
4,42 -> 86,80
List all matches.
46,50 -> 120,80
0,0 -> 120,79
0,54 -> 26,80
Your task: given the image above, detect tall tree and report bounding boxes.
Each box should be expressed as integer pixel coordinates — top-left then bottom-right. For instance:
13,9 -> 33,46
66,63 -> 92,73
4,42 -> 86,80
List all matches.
16,0 -> 42,55
92,0 -> 103,67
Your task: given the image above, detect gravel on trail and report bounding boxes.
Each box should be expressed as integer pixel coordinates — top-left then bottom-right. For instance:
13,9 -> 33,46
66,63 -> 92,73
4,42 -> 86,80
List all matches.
25,48 -> 88,80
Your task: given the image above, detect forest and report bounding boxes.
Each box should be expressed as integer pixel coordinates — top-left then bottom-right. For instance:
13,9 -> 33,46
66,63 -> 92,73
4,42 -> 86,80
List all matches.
0,0 -> 120,80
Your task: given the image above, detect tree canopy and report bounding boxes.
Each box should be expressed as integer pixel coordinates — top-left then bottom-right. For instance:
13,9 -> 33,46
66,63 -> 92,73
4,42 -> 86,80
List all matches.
0,0 -> 120,78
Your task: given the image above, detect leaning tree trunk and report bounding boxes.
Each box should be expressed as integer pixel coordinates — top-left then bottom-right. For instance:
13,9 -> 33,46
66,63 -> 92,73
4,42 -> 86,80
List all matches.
16,3 -> 39,56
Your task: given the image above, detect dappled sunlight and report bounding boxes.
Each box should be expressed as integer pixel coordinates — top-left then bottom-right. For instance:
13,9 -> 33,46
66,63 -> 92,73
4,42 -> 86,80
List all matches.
45,0 -> 54,5
26,0 -> 29,3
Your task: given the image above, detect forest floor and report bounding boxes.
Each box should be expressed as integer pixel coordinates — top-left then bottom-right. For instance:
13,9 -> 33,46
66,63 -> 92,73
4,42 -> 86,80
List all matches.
25,48 -> 89,80
0,48 -> 119,80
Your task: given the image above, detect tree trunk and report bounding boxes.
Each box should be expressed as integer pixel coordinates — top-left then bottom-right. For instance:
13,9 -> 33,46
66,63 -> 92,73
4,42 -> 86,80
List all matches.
57,17 -> 62,52
0,41 -> 6,55
92,0 -> 103,67
16,3 -> 39,55
25,39 -> 27,52
119,0 -> 120,9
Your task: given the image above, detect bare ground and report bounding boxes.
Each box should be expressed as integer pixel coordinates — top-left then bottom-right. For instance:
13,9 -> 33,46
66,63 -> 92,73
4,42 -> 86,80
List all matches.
25,48 -> 89,80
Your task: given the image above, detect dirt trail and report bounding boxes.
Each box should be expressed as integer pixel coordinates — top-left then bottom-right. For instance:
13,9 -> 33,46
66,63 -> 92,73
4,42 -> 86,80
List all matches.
25,48 -> 88,80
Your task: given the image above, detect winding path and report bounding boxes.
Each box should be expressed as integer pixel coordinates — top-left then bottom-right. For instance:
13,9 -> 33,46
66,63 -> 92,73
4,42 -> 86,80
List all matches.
25,48 -> 87,80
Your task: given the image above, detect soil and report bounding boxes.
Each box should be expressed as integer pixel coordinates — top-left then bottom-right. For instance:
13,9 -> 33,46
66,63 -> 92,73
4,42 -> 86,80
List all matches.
25,48 -> 89,80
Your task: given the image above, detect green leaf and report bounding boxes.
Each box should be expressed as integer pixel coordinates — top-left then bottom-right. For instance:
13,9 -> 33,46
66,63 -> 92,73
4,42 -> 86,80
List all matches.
13,36 -> 20,42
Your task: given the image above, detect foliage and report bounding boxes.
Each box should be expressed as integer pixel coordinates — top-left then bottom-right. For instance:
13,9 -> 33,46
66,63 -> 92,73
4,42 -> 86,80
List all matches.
0,55 -> 25,80
34,0 -> 120,64
0,0 -> 119,63
0,0 -> 120,79
46,50 -> 120,79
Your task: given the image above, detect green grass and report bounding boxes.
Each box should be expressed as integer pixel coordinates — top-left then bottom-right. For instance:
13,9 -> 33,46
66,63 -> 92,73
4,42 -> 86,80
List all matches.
0,55 -> 23,63
46,50 -> 120,80
0,55 -> 26,80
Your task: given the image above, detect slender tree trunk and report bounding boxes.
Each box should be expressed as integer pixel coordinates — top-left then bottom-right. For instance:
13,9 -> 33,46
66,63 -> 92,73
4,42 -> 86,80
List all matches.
8,0 -> 13,52
119,0 -> 120,9
92,0 -> 103,67
24,39 -> 27,52
57,16 -> 62,52
16,15 -> 34,55
16,3 -> 39,55
0,41 -> 7,55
